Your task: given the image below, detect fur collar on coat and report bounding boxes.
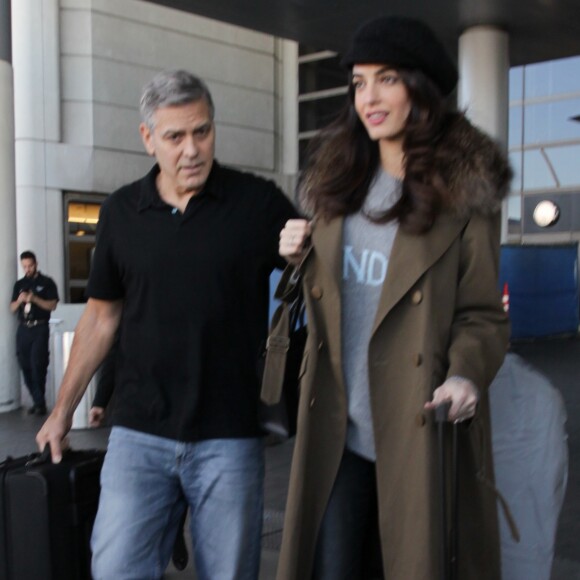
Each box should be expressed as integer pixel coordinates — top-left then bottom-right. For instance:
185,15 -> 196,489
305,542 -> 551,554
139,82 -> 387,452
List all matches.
436,112 -> 513,219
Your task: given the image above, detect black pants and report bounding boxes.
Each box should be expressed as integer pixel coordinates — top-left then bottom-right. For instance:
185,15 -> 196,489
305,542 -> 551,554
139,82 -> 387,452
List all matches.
16,323 -> 50,407
312,448 -> 384,580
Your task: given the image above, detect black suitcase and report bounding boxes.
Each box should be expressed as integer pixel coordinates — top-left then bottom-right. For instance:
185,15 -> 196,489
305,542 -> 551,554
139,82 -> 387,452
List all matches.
0,448 -> 105,580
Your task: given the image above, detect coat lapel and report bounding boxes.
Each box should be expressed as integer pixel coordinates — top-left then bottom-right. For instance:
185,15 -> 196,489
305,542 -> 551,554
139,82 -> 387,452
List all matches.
371,213 -> 469,336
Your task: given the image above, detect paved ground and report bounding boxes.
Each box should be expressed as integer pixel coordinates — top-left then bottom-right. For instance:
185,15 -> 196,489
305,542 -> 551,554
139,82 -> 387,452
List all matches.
1,335 -> 579,579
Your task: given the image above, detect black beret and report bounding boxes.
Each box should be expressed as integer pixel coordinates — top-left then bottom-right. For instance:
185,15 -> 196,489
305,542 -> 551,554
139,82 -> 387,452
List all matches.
341,16 -> 458,96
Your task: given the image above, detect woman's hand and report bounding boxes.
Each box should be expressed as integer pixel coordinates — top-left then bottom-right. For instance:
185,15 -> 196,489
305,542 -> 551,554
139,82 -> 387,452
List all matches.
424,376 -> 479,422
279,219 -> 312,265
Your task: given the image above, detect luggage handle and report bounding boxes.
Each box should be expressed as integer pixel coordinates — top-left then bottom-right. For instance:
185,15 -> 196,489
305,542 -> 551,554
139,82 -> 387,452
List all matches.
25,445 -> 73,467
24,445 -> 53,467
433,400 -> 451,423
432,400 -> 459,580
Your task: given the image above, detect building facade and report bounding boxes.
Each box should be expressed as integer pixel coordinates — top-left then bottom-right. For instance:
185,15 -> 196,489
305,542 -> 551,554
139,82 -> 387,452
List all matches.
507,56 -> 580,244
3,0 -> 579,409
12,0 -> 300,314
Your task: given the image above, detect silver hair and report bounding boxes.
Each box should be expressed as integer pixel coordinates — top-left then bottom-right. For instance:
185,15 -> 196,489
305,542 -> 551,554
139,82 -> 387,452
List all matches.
139,69 -> 215,129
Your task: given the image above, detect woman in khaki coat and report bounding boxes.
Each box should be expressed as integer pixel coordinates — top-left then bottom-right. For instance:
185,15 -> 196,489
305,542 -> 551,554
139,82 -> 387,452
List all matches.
274,16 -> 512,580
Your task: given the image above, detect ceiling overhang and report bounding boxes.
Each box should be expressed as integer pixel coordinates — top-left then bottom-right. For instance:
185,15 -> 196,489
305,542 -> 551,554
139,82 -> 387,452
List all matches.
143,0 -> 580,67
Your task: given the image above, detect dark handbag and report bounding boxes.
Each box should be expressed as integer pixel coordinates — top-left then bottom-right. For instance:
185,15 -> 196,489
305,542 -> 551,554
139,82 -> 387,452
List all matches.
259,268 -> 307,439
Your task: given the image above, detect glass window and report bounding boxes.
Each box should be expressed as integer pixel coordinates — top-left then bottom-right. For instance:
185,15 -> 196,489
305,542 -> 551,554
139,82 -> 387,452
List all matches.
68,241 -> 94,280
508,151 -> 524,193
298,43 -> 349,168
299,94 -> 347,133
507,194 -> 522,236
508,105 -> 523,149
509,66 -> 524,102
299,138 -> 311,169
524,55 -> 580,99
522,149 -> 560,191
64,193 -> 106,303
543,144 -> 580,188
523,98 -> 580,144
67,201 -> 100,236
299,55 -> 347,94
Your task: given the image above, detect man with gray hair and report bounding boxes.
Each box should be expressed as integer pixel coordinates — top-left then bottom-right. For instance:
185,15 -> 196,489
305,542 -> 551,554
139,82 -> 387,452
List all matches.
37,69 -> 297,579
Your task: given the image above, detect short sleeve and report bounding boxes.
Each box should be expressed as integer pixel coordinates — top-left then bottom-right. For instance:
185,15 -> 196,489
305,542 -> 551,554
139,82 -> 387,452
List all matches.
44,277 -> 59,301
11,282 -> 20,302
86,199 -> 125,300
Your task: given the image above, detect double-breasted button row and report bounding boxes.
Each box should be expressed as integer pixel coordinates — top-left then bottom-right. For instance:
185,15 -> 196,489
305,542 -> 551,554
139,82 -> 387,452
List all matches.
415,413 -> 426,427
310,286 -> 323,300
411,289 -> 423,305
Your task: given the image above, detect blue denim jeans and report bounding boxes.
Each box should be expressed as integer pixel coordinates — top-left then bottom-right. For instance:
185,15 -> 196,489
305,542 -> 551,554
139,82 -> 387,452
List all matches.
91,427 -> 265,580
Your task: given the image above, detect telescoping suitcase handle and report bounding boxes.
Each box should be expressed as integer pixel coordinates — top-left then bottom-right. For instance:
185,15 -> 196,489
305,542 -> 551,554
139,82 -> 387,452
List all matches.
433,401 -> 459,580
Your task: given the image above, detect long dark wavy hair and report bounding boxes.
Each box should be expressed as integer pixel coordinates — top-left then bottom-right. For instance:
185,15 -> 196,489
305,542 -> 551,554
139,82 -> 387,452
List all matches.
299,68 -> 458,234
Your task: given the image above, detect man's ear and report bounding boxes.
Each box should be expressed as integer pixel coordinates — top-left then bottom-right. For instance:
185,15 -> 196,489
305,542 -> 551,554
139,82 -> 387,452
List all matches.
140,123 -> 155,156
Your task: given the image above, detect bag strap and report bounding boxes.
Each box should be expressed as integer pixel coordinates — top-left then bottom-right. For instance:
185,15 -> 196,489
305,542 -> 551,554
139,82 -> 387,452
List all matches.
261,302 -> 292,406
273,265 -> 301,304
261,268 -> 305,406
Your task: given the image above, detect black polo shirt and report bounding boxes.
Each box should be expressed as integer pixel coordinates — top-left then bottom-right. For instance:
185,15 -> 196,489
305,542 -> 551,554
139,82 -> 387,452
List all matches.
12,272 -> 59,323
87,161 -> 298,441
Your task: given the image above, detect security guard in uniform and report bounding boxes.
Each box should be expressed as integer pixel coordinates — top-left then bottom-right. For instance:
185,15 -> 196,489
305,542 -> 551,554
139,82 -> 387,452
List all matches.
10,251 -> 59,415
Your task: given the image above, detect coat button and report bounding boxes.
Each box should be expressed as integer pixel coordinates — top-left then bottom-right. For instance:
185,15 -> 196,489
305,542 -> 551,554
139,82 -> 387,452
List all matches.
318,341 -> 324,351
411,289 -> 423,305
310,286 -> 323,300
415,413 -> 426,427
413,353 -> 423,367
310,397 -> 316,408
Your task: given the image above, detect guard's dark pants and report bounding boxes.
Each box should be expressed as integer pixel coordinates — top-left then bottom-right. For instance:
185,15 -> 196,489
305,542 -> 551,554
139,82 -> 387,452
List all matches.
16,323 -> 50,407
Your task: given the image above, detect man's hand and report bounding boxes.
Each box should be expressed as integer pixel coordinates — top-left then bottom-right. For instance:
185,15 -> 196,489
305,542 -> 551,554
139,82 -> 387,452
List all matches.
424,377 -> 479,422
89,406 -> 106,428
10,291 -> 31,313
36,410 -> 73,463
34,298 -> 123,461
18,290 -> 31,304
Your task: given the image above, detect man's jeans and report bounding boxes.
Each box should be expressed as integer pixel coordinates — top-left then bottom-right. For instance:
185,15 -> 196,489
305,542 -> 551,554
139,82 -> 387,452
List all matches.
91,427 -> 264,580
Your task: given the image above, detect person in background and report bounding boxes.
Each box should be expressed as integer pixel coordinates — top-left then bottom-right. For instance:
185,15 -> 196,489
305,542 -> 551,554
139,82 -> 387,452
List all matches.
10,251 -> 59,416
274,16 -> 512,580
87,334 -> 118,428
37,69 -> 297,580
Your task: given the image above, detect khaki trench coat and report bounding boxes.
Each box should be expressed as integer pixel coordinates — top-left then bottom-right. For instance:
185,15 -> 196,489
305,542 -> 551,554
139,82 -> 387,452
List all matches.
274,208 -> 510,580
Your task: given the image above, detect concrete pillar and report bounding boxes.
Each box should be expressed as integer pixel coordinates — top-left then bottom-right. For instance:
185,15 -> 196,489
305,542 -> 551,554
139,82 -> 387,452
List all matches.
279,39 -> 299,176
0,0 -> 20,411
12,0 -> 62,276
458,26 -> 510,241
274,38 -> 299,198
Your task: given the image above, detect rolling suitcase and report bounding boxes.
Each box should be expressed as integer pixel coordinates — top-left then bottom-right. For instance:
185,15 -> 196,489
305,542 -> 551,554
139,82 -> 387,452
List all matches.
0,448 -> 105,580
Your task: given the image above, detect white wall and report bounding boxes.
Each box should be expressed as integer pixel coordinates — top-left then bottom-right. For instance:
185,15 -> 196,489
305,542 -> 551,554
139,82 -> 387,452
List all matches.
60,0 -> 288,188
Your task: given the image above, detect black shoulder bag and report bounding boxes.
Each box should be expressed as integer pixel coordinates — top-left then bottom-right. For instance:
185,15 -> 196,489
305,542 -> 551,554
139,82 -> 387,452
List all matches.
258,267 -> 307,439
